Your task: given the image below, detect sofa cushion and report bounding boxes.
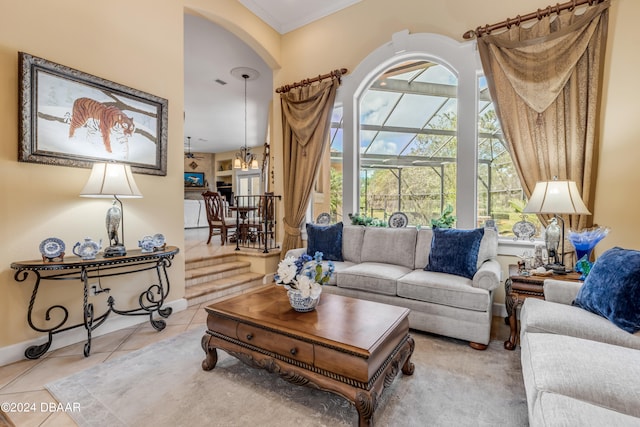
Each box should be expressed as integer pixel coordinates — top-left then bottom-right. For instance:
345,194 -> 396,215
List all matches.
397,270 -> 490,311
521,298 -> 640,350
532,393 -> 640,427
337,262 -> 412,296
426,228 -> 485,279
360,227 -> 417,270
413,227 -> 498,271
306,222 -> 343,261
573,247 -> 640,333
315,260 -> 355,286
521,333 -> 640,419
342,225 -> 365,264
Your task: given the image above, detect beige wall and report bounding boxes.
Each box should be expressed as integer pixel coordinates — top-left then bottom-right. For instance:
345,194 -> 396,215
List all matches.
0,0 -> 279,358
0,0 -> 186,350
1,0 -> 638,356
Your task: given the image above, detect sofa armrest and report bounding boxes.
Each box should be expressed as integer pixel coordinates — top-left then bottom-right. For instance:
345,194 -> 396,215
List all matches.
284,248 -> 306,259
472,260 -> 500,291
543,279 -> 583,305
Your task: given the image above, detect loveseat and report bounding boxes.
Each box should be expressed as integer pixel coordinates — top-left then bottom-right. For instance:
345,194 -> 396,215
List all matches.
286,223 -> 500,349
519,247 -> 640,426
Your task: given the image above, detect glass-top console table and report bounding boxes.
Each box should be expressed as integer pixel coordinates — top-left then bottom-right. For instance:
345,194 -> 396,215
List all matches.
11,246 -> 179,359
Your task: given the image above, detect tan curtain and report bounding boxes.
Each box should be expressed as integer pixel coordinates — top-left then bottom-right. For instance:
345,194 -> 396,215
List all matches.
477,1 -> 609,231
280,78 -> 340,257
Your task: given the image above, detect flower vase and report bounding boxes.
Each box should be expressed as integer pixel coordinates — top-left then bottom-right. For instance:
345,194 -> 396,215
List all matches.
287,289 -> 321,312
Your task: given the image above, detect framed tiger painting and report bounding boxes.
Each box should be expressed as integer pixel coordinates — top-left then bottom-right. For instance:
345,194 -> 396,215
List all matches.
18,52 -> 168,176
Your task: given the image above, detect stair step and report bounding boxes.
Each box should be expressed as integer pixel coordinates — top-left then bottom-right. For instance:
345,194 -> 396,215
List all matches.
186,253 -> 238,270
186,261 -> 251,286
185,272 -> 265,306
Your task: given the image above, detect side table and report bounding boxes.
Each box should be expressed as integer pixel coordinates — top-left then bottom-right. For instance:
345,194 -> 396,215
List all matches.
503,265 -> 582,350
11,246 -> 179,359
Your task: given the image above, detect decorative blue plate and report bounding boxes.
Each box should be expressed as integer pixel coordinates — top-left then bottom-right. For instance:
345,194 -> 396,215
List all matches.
315,213 -> 331,225
388,212 -> 409,228
152,233 -> 166,248
513,219 -> 536,241
39,237 -> 65,258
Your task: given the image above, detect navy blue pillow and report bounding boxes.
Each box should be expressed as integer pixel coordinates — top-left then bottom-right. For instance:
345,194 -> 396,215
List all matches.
573,247 -> 640,333
306,222 -> 343,261
426,228 -> 485,279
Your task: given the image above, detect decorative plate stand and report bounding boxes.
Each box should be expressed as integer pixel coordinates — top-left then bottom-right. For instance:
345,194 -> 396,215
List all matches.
315,213 -> 331,225
152,233 -> 166,250
39,237 -> 65,262
388,212 -> 409,228
512,215 -> 537,241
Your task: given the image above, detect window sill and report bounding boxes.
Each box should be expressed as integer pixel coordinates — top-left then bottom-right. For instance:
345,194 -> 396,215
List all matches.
497,238 -> 543,257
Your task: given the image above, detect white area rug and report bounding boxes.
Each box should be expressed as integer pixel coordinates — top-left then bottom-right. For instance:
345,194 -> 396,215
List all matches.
47,328 -> 528,426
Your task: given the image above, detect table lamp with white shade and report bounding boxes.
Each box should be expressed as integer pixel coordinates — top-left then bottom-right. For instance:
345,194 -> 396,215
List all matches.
522,178 -> 590,272
80,162 -> 143,257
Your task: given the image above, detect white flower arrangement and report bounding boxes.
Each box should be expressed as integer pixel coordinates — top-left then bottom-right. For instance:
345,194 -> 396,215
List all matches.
275,251 -> 335,299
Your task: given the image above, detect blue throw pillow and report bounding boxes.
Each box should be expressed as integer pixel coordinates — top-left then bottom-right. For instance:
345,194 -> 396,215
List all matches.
306,222 -> 343,261
425,228 -> 485,279
573,247 -> 640,333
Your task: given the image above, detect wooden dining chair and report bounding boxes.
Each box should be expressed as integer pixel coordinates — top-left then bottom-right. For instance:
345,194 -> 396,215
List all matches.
201,191 -> 237,245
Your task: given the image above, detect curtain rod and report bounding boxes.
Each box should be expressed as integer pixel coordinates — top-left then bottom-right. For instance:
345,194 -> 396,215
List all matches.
462,0 -> 606,39
276,68 -> 348,94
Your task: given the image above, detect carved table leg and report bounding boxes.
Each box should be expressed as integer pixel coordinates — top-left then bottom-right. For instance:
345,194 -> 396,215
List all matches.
401,335 -> 415,375
504,277 -> 514,325
504,297 -> 520,351
355,390 -> 376,427
201,334 -> 218,371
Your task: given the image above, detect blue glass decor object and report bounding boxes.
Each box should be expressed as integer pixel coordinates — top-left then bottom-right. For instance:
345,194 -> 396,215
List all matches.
575,255 -> 593,280
567,226 -> 610,263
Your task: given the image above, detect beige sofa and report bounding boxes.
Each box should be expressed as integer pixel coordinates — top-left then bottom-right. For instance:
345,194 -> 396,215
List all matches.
286,225 -> 500,349
520,279 -> 640,426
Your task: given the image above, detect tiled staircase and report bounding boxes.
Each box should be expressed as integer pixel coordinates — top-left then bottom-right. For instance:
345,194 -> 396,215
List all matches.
185,252 -> 266,306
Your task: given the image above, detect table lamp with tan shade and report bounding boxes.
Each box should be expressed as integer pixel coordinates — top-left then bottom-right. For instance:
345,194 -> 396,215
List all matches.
80,162 -> 143,257
522,177 -> 590,273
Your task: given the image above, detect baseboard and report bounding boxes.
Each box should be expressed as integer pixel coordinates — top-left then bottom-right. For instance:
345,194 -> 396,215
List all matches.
0,298 -> 188,367
263,273 -> 275,284
493,302 -> 507,318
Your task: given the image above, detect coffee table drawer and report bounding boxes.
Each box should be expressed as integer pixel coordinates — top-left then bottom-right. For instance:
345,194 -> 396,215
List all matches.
237,323 -> 314,365
206,313 -> 238,338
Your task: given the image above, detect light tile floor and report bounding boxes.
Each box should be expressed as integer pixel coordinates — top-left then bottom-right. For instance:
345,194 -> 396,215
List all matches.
0,227 -> 510,426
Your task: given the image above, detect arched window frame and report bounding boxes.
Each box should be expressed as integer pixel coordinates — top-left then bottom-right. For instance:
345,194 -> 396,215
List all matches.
337,31 -> 481,229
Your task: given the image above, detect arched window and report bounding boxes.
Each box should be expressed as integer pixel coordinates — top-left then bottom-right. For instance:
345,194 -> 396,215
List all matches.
318,31 -> 539,237
356,60 -> 458,227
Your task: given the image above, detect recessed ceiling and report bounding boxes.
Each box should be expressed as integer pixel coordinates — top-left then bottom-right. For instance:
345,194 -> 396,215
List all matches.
184,1 -> 360,154
184,14 -> 272,155
239,0 -> 362,34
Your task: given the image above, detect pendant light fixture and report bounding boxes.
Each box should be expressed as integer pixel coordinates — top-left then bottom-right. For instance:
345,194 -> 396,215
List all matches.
231,67 -> 260,171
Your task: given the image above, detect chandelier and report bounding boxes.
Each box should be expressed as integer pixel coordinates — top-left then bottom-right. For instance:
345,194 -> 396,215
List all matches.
232,67 -> 260,171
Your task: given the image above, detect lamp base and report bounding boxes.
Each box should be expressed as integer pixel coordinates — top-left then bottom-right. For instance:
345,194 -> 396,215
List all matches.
545,263 -> 569,274
103,244 -> 127,257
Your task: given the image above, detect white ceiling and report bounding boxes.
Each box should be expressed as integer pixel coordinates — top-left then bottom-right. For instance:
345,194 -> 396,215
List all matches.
239,0 -> 361,35
183,1 -> 361,155
184,13 -> 272,155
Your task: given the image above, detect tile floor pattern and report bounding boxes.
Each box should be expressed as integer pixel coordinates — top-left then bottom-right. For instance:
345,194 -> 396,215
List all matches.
0,227 -> 510,426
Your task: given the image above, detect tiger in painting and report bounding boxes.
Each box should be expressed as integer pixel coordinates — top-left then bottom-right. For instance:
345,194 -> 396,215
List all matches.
68,97 -> 135,154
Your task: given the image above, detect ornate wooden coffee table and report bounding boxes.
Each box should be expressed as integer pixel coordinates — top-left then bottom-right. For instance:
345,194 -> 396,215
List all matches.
201,286 -> 415,426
